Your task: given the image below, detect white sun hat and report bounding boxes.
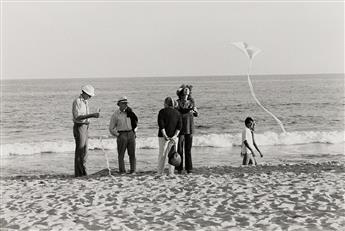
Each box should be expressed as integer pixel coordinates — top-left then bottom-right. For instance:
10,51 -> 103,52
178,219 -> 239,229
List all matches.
117,96 -> 128,104
81,85 -> 95,97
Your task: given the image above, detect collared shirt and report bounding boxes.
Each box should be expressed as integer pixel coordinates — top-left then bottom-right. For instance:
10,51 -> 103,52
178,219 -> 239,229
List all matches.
241,127 -> 254,154
109,109 -> 133,136
72,95 -> 89,124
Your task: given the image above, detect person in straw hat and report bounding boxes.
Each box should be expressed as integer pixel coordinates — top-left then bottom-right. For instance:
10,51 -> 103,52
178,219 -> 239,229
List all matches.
109,96 -> 138,174
72,85 -> 100,177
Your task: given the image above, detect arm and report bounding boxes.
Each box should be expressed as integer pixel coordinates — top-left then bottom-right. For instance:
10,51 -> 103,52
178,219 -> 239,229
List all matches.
172,129 -> 180,140
72,100 -> 99,120
161,129 -> 169,141
190,98 -> 198,117
192,106 -> 198,117
158,110 -> 169,140
177,99 -> 194,114
75,113 -> 99,121
244,140 -> 256,156
174,113 -> 182,139
109,114 -> 119,137
252,132 -> 263,157
178,107 -> 193,114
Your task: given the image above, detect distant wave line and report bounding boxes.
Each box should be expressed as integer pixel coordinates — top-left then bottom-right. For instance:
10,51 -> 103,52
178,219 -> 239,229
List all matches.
1,130 -> 344,157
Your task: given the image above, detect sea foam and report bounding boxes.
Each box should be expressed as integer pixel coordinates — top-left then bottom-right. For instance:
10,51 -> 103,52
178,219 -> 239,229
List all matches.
1,130 -> 344,157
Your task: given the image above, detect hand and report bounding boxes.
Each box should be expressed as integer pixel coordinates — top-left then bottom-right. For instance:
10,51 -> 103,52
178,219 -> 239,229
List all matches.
93,112 -> 100,118
259,152 -> 263,158
163,135 -> 169,141
192,107 -> 198,117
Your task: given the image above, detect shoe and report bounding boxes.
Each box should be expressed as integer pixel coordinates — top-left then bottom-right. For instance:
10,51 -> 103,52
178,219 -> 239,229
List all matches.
187,170 -> 193,174
177,170 -> 182,174
168,174 -> 176,178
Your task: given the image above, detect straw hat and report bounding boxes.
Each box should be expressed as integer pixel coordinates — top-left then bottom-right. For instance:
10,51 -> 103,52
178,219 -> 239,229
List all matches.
117,96 -> 128,104
81,85 -> 95,97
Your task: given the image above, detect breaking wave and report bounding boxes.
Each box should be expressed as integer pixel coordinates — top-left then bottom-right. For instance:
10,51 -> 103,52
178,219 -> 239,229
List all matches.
1,130 -> 343,157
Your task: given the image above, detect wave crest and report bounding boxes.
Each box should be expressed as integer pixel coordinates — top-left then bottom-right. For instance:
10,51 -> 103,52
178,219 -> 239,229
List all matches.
1,130 -> 343,157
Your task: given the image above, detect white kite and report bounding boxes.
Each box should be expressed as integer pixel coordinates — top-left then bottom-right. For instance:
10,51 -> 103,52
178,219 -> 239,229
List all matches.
233,42 -> 286,133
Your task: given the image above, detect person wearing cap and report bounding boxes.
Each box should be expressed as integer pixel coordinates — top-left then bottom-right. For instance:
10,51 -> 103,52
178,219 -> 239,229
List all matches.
72,85 -> 100,177
241,117 -> 263,166
175,84 -> 198,174
109,96 -> 138,174
157,97 -> 182,175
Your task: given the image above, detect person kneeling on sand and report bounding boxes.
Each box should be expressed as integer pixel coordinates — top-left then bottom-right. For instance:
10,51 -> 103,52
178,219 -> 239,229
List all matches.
157,97 -> 182,175
241,117 -> 263,166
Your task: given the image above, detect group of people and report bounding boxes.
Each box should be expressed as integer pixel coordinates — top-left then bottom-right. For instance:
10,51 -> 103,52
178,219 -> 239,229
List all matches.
72,84 -> 199,177
72,84 -> 262,177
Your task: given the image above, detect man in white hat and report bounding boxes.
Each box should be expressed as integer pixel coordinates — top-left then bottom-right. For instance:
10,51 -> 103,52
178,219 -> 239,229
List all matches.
109,96 -> 138,174
72,85 -> 100,177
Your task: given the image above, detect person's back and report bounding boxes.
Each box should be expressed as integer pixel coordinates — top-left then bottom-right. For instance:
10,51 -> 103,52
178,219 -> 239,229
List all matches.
157,97 -> 182,175
158,107 -> 181,138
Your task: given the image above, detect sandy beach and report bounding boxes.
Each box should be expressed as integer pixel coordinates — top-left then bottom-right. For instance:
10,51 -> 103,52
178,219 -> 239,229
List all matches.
1,162 -> 344,230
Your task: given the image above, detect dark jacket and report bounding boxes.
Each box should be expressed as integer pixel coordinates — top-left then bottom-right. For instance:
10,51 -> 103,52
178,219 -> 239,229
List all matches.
157,107 -> 182,137
177,98 -> 198,135
126,107 -> 138,132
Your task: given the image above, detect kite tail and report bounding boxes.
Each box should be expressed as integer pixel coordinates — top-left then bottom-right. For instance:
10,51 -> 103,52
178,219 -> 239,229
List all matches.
247,64 -> 286,133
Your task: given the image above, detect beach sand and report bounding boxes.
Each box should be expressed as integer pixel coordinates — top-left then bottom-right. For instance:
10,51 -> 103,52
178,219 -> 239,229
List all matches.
1,162 -> 344,230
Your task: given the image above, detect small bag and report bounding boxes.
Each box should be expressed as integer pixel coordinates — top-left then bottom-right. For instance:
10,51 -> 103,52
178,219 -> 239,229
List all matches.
167,141 -> 181,167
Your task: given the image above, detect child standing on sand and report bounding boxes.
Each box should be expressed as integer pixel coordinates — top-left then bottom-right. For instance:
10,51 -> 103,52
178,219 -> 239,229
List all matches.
241,117 -> 263,166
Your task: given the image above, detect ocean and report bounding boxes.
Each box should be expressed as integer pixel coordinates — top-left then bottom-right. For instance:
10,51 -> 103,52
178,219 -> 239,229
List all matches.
1,74 -> 344,176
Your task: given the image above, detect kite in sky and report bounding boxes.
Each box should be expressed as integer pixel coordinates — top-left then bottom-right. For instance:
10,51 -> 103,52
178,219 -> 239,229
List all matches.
233,42 -> 287,133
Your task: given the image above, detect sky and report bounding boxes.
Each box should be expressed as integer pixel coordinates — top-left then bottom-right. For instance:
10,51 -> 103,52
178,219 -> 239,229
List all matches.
1,0 -> 344,79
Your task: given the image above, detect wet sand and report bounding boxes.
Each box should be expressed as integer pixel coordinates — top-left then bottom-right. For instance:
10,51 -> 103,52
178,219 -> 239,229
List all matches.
1,162 -> 344,230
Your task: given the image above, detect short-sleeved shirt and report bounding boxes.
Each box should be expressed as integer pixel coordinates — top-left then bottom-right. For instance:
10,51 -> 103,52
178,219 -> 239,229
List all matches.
72,95 -> 89,124
157,107 -> 182,137
241,127 -> 254,154
109,109 -> 133,136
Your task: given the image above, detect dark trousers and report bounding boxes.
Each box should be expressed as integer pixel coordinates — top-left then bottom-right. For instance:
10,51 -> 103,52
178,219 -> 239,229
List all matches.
176,134 -> 193,171
73,124 -> 89,177
117,131 -> 136,173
